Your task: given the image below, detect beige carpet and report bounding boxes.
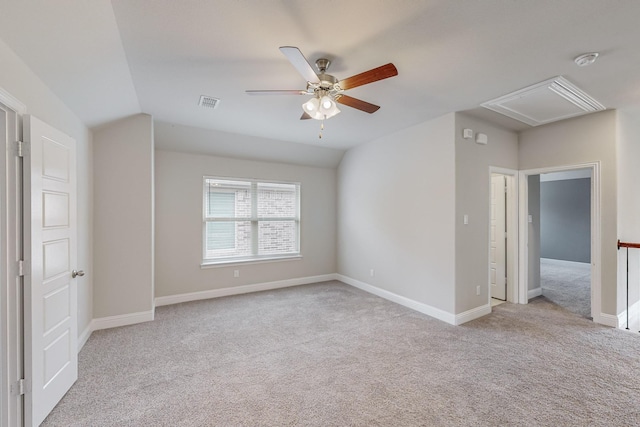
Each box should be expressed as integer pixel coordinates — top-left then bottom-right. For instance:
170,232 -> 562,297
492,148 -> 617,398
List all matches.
540,258 -> 591,318
43,281 -> 640,426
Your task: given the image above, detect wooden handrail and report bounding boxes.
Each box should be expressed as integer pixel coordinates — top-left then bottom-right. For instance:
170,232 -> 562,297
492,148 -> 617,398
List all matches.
618,240 -> 640,249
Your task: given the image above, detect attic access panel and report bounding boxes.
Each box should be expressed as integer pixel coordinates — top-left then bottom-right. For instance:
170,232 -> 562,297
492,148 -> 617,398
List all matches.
481,76 -> 605,127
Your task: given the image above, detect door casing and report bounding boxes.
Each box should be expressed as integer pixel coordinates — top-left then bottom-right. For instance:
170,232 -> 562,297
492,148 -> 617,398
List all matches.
518,162 -> 601,322
0,88 -> 27,427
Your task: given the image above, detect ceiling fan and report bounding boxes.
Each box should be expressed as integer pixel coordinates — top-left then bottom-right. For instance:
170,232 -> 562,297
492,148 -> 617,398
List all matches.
247,46 -> 398,125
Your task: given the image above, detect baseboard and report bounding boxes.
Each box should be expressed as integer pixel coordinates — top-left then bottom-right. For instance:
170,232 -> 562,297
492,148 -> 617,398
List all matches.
455,304 -> 492,325
78,321 -> 94,352
154,274 -> 337,307
528,287 -> 542,299
615,299 -> 640,329
598,313 -> 619,328
92,310 -> 155,331
335,274 -> 456,325
540,258 -> 591,267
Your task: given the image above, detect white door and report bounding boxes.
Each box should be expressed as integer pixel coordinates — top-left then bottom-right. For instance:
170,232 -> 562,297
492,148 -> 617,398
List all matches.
23,115 -> 78,426
490,174 -> 507,301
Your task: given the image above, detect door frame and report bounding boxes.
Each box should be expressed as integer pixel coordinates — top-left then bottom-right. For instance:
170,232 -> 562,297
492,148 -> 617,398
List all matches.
518,162 -> 601,321
488,167 -> 519,304
1,87 -> 27,427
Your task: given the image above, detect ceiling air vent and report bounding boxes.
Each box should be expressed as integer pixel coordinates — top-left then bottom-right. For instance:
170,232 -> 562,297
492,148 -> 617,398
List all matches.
481,76 -> 605,127
198,95 -> 220,109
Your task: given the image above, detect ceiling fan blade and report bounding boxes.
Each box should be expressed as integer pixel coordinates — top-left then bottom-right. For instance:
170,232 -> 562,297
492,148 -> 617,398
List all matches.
300,112 -> 312,120
246,90 -> 308,96
339,63 -> 398,91
279,46 -> 320,84
335,95 -> 380,114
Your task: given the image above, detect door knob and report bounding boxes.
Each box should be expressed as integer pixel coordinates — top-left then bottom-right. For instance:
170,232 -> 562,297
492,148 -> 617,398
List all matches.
72,270 -> 85,278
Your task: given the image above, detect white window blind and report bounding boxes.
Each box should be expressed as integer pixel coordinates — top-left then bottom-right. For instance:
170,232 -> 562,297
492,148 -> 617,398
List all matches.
203,177 -> 300,263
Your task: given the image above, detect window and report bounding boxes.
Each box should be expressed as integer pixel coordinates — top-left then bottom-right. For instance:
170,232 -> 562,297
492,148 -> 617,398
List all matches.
203,177 -> 300,264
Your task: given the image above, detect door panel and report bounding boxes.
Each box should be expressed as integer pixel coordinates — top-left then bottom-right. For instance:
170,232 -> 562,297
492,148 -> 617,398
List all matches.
24,115 -> 77,426
490,175 -> 507,301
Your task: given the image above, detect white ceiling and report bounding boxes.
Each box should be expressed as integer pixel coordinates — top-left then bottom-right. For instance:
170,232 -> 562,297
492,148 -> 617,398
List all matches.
1,0 -> 640,155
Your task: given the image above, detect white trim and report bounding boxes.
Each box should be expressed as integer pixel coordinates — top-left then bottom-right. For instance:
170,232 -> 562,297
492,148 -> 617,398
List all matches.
518,162 -> 601,324
455,304 -> 492,325
0,87 -> 26,115
77,321 -> 94,352
528,287 -> 542,299
599,313 -> 619,328
92,310 -> 155,331
0,89 -> 22,427
201,255 -> 302,268
480,76 -> 605,127
154,274 -> 336,307
336,274 -> 457,325
616,299 -> 640,330
518,171 -> 529,304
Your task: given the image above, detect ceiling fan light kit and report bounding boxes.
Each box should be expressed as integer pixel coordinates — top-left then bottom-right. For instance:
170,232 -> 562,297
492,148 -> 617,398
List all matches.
247,46 -> 398,138
302,90 -> 341,120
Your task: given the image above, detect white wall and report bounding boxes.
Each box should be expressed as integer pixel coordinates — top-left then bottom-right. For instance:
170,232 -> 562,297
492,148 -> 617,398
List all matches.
454,113 -> 519,312
337,114 -> 456,314
154,150 -> 336,297
155,121 -> 345,169
519,110 -> 618,316
0,38 -> 93,340
93,114 -> 154,319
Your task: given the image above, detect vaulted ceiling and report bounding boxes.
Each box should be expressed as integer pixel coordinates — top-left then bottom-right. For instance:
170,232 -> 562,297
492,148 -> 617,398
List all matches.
1,1 -> 640,154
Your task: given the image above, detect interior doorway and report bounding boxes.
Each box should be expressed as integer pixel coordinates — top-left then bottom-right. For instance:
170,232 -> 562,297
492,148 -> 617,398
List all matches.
488,168 -> 518,306
539,170 -> 592,318
490,174 -> 507,302
518,163 -> 601,322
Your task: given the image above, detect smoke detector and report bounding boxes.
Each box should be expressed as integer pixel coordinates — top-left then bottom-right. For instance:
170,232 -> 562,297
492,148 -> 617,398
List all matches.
199,95 -> 220,109
574,52 -> 599,67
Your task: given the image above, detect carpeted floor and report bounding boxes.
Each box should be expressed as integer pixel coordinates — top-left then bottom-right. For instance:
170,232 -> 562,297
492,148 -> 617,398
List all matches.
540,258 -> 591,318
43,281 -> 640,426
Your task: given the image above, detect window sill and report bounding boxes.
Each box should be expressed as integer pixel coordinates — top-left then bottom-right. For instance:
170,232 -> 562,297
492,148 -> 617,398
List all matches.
200,255 -> 302,269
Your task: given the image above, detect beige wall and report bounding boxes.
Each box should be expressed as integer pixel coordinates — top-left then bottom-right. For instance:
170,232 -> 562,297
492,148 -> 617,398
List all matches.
154,150 -> 336,297
0,38 -> 94,338
337,114 -> 456,313
527,175 -> 541,292
454,113 -> 519,312
93,114 -> 154,318
519,110 -> 618,316
616,109 -> 640,315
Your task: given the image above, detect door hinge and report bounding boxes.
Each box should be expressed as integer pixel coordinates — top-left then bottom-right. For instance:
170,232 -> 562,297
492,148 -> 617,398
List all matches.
18,260 -> 25,277
18,379 -> 25,396
16,140 -> 29,157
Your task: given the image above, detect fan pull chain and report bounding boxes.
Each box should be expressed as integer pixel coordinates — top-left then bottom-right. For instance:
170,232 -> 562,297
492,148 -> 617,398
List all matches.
319,117 -> 325,139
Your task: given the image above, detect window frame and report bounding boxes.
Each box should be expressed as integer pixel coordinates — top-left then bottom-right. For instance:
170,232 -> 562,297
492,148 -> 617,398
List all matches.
202,176 -> 301,266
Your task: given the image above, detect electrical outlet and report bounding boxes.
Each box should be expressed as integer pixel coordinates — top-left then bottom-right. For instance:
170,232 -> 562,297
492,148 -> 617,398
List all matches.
476,285 -> 481,296
234,270 -> 239,278
370,269 -> 375,277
